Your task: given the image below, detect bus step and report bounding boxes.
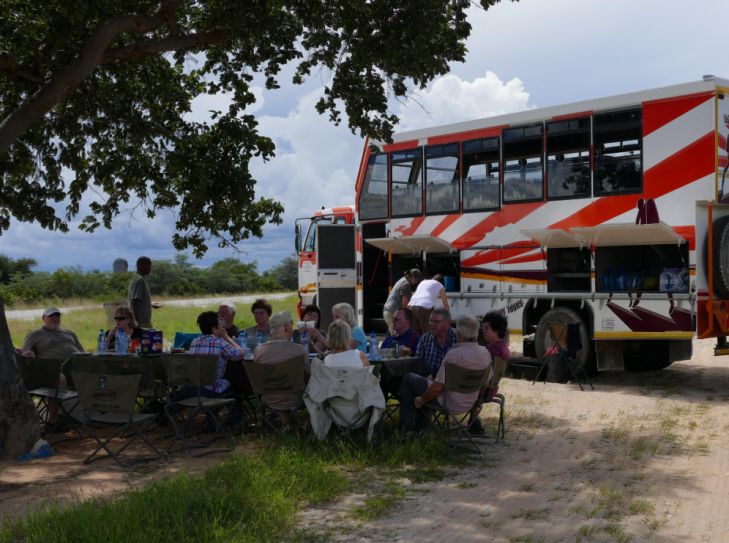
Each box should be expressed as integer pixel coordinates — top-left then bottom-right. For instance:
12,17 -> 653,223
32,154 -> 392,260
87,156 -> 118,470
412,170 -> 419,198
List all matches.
506,355 -> 540,381
714,347 -> 729,356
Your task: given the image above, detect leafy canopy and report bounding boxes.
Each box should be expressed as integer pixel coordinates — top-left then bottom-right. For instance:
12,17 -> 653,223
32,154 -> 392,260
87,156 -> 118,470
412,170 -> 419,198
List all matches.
0,0 -> 510,256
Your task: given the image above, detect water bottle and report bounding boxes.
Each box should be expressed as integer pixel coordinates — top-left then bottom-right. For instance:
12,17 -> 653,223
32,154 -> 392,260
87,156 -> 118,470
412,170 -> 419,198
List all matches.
300,329 -> 310,352
115,328 -> 127,354
97,329 -> 107,352
395,343 -> 401,358
255,330 -> 264,349
368,331 -> 381,361
237,330 -> 248,349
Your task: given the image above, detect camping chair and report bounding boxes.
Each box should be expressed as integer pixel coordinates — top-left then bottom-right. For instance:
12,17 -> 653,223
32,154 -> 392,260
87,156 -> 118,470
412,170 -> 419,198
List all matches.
72,370 -> 162,467
303,359 -> 385,443
532,322 -> 594,391
164,354 -> 236,456
243,356 -> 307,435
473,356 -> 508,442
16,355 -> 80,438
172,332 -> 202,350
424,362 -> 490,455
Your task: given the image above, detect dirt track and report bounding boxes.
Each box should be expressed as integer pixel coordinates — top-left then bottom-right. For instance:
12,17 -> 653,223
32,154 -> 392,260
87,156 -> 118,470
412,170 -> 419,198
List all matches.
3,338 -> 729,542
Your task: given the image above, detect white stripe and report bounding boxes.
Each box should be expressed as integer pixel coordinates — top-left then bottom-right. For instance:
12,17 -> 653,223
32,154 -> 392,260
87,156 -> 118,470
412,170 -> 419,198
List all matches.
643,98 -> 714,171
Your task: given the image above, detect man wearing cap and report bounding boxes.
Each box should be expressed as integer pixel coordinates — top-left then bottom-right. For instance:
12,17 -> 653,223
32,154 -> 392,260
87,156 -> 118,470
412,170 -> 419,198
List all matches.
383,268 -> 422,335
21,306 -> 84,359
128,256 -> 160,328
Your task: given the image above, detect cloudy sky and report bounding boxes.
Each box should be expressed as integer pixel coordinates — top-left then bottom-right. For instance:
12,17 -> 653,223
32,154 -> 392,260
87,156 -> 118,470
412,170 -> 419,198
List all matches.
1,0 -> 727,272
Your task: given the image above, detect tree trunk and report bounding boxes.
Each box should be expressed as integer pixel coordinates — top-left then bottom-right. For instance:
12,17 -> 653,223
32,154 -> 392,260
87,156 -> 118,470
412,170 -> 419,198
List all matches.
0,302 -> 40,458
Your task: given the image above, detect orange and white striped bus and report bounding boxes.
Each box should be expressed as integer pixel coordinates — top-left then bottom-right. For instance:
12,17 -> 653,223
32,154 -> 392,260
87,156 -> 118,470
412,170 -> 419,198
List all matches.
346,75 -> 729,374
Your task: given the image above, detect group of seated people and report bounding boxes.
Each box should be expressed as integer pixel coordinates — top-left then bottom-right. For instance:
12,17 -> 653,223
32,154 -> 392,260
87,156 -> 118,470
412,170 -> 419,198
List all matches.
18,295 -> 511,438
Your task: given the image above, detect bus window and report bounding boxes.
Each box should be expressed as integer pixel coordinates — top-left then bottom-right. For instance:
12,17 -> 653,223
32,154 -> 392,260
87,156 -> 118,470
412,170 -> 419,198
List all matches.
503,124 -> 544,203
391,148 -> 423,217
359,153 -> 388,220
463,137 -> 500,211
594,108 -> 642,196
426,143 -> 460,215
546,117 -> 591,199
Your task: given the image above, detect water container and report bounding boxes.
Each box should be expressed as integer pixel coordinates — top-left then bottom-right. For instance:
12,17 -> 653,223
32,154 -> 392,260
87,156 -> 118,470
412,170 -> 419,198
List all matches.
237,330 -> 248,350
444,276 -> 457,292
368,331 -> 381,361
115,328 -> 127,354
660,268 -> 689,293
97,329 -> 107,353
255,330 -> 264,350
300,330 -> 310,352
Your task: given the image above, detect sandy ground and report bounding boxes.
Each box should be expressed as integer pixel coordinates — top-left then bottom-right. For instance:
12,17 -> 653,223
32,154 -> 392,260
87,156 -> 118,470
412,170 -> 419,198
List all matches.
3,338 -> 729,542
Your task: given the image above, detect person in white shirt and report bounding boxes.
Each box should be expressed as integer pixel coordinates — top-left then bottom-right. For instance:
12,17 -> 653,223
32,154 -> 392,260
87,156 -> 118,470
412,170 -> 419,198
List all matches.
408,274 -> 449,335
323,320 -> 369,368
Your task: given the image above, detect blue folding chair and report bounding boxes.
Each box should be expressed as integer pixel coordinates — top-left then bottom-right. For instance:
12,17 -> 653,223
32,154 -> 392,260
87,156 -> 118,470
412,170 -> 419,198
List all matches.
173,332 -> 202,350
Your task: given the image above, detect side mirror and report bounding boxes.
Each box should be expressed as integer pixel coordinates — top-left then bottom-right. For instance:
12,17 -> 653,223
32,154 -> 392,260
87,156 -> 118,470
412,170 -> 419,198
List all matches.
294,223 -> 302,255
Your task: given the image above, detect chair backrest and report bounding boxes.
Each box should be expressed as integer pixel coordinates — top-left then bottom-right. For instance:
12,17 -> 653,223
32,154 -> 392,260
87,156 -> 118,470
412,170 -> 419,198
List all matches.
548,322 -> 568,347
489,356 -> 508,391
244,356 -> 306,396
95,355 -> 162,390
72,371 -> 141,414
173,332 -> 202,350
443,362 -> 489,395
163,354 -> 219,388
15,356 -> 63,390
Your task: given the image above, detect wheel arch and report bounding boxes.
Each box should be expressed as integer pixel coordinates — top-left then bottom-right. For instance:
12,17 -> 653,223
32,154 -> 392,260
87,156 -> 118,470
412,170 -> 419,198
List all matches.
523,298 -> 595,339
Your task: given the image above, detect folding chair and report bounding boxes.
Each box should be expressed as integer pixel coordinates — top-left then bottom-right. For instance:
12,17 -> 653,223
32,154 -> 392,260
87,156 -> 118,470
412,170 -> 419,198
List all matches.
16,355 -> 79,437
532,322 -> 594,390
303,359 -> 385,443
164,354 -> 236,456
72,371 -> 162,467
243,356 -> 306,434
473,356 -> 507,442
424,362 -> 490,454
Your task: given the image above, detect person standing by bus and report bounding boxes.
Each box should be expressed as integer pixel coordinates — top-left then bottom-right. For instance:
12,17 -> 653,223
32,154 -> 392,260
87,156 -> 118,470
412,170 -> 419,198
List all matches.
128,256 -> 160,328
383,268 -> 421,334
408,274 -> 449,336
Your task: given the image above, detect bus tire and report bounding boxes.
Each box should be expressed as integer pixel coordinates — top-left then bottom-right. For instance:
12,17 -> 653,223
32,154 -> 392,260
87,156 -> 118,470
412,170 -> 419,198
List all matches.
623,340 -> 672,371
704,214 -> 729,299
535,307 -> 595,382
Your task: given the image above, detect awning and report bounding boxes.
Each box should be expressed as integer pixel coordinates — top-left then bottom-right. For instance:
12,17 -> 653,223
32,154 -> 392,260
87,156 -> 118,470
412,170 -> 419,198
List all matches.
570,221 -> 686,247
365,235 -> 456,254
520,228 -> 584,249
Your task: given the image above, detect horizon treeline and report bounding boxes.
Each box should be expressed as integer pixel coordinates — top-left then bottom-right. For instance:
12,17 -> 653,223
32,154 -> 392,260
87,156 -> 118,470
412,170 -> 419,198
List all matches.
0,253 -> 298,306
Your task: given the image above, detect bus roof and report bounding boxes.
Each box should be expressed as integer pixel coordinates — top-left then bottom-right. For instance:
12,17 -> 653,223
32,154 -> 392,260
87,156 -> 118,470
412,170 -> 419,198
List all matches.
378,76 -> 729,148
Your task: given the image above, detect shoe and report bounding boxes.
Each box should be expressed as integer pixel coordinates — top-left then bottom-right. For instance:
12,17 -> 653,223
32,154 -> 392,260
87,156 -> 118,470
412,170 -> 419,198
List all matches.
468,419 -> 486,436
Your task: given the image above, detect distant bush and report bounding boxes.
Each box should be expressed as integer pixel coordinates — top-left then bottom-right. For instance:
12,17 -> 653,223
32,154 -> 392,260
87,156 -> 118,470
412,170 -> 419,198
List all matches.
0,253 -> 292,305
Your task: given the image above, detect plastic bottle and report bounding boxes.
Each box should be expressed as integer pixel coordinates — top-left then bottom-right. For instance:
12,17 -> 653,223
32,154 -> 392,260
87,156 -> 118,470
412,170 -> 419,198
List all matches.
115,328 -> 127,354
368,331 -> 381,361
395,343 -> 401,359
300,329 -> 310,353
255,330 -> 264,350
97,329 -> 107,353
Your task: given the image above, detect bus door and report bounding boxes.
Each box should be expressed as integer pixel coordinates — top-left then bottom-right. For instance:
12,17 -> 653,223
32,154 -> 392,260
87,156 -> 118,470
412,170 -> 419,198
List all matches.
316,223 -> 356,330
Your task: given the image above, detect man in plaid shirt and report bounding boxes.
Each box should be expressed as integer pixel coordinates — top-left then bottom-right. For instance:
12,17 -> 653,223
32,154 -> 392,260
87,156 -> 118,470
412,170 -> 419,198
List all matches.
415,308 -> 456,378
184,311 -> 245,396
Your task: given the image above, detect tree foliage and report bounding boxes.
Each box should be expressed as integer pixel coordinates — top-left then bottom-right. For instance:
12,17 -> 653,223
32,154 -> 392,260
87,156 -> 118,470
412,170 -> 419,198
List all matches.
0,0 -> 511,255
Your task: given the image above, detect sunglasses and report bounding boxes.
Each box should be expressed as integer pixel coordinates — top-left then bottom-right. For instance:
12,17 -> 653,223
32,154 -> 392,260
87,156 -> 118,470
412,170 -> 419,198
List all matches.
114,316 -> 127,321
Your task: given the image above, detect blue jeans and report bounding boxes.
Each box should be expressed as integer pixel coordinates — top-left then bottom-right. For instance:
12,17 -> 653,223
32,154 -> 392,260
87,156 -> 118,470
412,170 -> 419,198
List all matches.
399,373 -> 430,432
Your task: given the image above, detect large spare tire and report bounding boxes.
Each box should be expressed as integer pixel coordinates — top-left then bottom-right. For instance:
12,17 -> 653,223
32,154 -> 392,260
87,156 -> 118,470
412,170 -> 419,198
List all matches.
705,214 -> 729,299
535,306 -> 595,382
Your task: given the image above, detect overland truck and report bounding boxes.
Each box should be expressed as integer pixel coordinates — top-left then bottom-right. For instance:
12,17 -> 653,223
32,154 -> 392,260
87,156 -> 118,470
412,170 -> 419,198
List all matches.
300,76 -> 729,375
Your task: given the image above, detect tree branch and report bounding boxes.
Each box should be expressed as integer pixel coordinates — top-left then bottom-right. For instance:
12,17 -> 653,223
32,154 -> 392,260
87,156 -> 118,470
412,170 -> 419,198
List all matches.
102,31 -> 226,64
0,0 -> 182,157
0,51 -> 43,83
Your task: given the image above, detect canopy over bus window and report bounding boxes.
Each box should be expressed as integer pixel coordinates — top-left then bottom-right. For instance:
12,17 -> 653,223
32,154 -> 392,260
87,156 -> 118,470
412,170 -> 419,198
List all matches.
520,228 -> 584,248
365,236 -> 456,254
571,221 -> 685,247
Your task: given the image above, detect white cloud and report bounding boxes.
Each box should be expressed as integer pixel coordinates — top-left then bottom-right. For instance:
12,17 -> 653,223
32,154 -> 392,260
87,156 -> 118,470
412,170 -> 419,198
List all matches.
396,71 -> 532,131
185,87 -> 265,124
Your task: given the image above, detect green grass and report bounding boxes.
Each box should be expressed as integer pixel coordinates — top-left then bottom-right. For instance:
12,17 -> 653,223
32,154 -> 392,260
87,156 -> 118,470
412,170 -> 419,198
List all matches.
351,480 -> 406,521
7,294 -> 298,351
0,445 -> 346,543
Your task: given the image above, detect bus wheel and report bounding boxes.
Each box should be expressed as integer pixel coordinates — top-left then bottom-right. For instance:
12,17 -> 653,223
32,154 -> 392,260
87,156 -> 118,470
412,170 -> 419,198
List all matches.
623,340 -> 672,371
704,214 -> 729,299
535,307 -> 595,382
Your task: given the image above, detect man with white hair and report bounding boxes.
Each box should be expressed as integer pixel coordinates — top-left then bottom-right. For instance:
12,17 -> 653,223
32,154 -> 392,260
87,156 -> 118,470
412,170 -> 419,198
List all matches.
399,314 -> 492,435
217,301 -> 239,337
253,311 -> 310,417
